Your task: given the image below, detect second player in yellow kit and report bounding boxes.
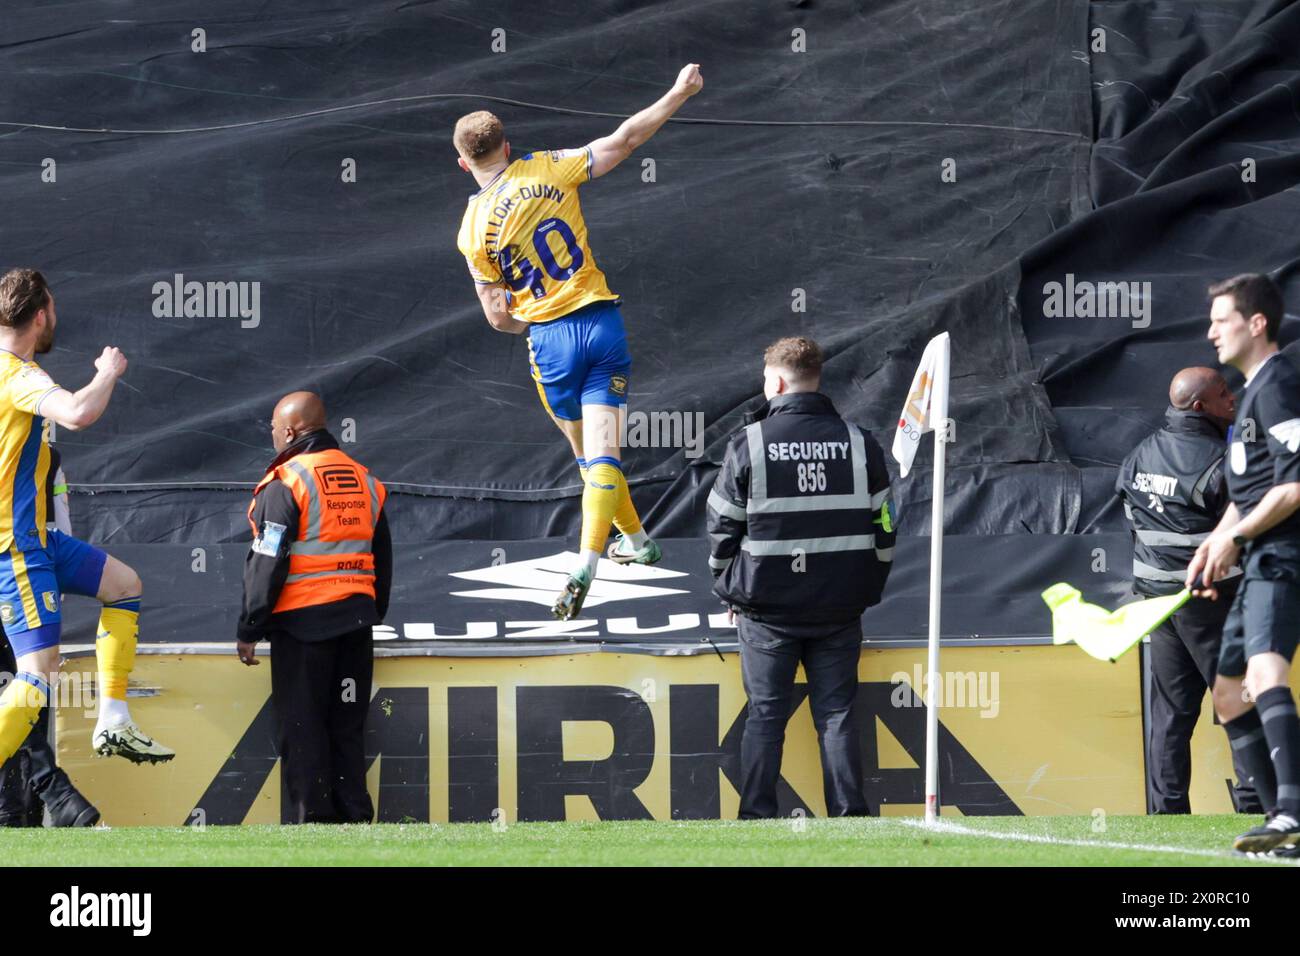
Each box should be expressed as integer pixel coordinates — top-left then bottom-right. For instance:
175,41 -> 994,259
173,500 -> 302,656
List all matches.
454,64 -> 703,619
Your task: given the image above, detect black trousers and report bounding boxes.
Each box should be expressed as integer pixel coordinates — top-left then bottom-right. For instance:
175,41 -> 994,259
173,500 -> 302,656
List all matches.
737,616 -> 867,818
0,639 -> 62,823
270,626 -> 375,824
1146,584 -> 1260,814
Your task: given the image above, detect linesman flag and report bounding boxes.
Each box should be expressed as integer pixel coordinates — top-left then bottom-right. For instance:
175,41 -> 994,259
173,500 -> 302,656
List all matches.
1041,583 -> 1191,663
892,332 -> 950,478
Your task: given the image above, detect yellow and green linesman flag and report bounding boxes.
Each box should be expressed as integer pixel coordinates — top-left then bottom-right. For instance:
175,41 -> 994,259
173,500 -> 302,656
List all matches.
1041,583 -> 1191,662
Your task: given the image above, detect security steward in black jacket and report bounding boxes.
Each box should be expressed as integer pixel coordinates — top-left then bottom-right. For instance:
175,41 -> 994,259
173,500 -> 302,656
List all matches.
237,391 -> 392,824
708,337 -> 895,818
1116,367 -> 1258,814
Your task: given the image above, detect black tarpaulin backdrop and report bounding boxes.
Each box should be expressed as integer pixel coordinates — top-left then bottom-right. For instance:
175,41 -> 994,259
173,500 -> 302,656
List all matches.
0,0 -> 1086,544
0,0 -> 1296,642
1021,0 -> 1300,533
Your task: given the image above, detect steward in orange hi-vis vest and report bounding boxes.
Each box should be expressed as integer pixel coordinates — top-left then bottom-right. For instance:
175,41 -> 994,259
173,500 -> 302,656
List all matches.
251,447 -> 386,611
238,391 -> 391,825
238,429 -> 392,646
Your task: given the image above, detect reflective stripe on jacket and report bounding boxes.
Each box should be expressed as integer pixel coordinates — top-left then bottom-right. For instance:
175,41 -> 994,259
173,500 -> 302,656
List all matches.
708,391 -> 895,625
248,447 -> 387,613
1116,408 -> 1237,596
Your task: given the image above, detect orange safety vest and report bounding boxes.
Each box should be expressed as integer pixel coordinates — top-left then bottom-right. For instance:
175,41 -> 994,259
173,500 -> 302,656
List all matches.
247,447 -> 387,614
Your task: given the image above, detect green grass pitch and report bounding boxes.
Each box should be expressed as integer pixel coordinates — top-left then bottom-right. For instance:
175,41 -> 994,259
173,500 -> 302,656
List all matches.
0,815 -> 1295,866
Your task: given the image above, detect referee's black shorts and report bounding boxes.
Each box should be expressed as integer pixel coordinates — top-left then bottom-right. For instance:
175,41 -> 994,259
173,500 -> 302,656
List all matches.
1217,539 -> 1300,677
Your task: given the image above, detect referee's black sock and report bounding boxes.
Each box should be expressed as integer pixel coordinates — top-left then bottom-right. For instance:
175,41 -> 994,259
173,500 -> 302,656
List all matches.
1258,686 -> 1300,817
1224,707 -> 1277,813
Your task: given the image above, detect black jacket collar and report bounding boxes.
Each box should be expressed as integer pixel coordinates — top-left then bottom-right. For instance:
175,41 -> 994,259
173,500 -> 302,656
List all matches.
1164,407 -> 1228,441
749,391 -> 840,423
265,429 -> 339,474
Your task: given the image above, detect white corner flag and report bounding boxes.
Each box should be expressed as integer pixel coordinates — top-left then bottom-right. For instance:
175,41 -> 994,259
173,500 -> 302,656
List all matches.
891,332 -> 951,477
890,332 -> 950,826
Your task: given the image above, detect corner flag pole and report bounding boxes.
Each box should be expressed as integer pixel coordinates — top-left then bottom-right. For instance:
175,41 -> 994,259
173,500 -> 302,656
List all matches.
923,334 -> 949,826
889,331 -> 951,827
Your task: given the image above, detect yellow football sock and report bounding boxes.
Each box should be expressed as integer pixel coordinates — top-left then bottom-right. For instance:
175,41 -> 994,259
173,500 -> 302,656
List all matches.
0,672 -> 48,764
580,458 -> 623,554
612,475 -> 643,537
578,458 -> 643,537
96,599 -> 140,703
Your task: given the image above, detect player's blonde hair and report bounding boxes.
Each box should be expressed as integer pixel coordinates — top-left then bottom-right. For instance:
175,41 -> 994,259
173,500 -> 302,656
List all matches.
454,111 -> 505,161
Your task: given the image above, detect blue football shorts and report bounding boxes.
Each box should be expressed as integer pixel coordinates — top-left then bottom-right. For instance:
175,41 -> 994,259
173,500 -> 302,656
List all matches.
526,299 -> 631,422
0,529 -> 107,657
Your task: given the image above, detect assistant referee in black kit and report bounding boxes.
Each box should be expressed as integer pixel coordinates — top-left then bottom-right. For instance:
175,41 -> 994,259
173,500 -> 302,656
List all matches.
1188,274 -> 1300,854
707,337 -> 895,818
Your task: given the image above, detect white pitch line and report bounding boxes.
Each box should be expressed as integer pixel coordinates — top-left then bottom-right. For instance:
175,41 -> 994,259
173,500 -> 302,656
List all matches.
892,817 -> 1298,865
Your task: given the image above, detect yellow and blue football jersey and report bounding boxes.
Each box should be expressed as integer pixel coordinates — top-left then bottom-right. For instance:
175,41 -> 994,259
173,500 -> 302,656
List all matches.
0,350 -> 60,552
457,148 -> 618,324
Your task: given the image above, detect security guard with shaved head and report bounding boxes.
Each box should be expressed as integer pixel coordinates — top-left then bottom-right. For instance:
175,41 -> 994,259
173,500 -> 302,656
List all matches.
1117,366 -> 1259,814
237,391 -> 392,824
708,337 -> 895,818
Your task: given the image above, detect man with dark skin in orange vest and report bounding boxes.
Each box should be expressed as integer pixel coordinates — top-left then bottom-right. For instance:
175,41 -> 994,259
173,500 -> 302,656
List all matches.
237,391 -> 392,824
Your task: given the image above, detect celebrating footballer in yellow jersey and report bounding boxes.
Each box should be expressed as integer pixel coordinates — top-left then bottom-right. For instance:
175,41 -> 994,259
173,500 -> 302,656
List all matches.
457,148 -> 618,326
454,64 -> 703,620
0,269 -> 175,772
